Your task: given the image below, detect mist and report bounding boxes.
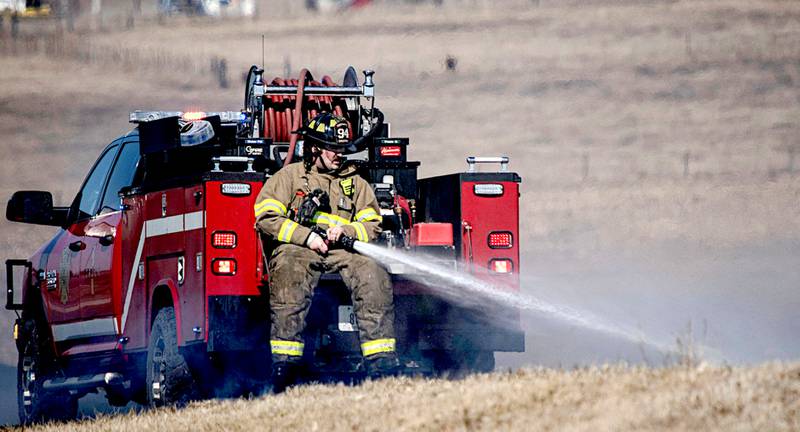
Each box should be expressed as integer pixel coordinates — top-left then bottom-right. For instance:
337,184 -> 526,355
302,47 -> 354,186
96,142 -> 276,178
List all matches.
357,233 -> 800,369
498,239 -> 800,368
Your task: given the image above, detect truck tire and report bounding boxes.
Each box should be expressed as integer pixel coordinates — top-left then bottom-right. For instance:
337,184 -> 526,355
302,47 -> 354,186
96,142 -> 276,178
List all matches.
17,319 -> 78,424
146,307 -> 199,407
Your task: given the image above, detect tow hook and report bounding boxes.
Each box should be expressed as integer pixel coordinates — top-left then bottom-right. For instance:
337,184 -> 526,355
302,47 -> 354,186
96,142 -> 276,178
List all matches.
152,381 -> 161,400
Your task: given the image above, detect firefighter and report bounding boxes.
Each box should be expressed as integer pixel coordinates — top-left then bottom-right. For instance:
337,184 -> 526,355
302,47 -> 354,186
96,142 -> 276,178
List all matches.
254,112 -> 399,392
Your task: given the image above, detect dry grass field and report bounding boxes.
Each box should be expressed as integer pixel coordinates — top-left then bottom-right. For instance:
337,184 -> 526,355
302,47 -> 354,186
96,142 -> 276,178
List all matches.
11,362 -> 800,432
0,0 -> 799,427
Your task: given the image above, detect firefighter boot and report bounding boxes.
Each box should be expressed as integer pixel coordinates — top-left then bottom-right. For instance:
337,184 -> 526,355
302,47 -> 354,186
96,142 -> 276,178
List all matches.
270,362 -> 298,394
365,354 -> 401,380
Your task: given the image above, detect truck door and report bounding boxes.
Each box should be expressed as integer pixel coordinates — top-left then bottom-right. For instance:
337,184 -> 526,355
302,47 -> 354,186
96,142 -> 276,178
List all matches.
81,140 -> 141,321
42,229 -> 82,325
47,143 -> 119,349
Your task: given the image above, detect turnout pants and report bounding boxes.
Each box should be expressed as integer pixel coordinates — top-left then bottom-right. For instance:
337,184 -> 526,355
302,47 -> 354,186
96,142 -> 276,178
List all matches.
268,243 -> 396,363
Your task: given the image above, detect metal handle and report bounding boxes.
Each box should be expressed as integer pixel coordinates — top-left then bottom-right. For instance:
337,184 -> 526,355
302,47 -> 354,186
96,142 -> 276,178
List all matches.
262,86 -> 365,96
211,156 -> 255,173
466,156 -> 509,172
462,221 -> 474,268
363,70 -> 375,97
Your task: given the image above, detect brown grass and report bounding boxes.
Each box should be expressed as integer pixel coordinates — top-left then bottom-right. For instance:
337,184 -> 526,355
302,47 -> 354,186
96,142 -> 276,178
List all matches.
8,362 -> 800,431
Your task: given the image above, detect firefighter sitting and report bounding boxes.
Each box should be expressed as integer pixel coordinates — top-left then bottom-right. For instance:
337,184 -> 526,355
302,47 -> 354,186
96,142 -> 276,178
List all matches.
254,112 -> 399,393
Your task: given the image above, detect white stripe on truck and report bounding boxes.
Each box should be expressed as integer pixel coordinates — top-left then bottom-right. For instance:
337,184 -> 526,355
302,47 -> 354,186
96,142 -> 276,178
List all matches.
120,226 -> 146,334
184,211 -> 205,231
120,211 -> 206,334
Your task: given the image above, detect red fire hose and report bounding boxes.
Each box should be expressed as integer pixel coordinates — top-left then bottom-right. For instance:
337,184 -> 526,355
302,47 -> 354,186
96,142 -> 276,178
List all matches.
258,68 -> 354,165
283,68 -> 309,166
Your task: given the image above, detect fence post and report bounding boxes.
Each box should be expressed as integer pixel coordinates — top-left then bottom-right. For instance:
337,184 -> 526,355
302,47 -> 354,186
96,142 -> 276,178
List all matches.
91,0 -> 102,31
11,13 -> 19,39
66,0 -> 76,32
210,57 -> 229,88
218,58 -> 228,88
684,32 -> 692,59
683,150 -> 690,178
581,153 -> 589,182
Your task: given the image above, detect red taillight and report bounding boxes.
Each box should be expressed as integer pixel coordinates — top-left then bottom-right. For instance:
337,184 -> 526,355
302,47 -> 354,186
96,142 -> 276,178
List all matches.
212,259 -> 237,275
488,231 -> 513,249
489,259 -> 513,274
212,231 -> 237,248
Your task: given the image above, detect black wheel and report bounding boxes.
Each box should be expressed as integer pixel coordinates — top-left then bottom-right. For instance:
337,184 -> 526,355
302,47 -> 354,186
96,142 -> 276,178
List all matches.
429,350 -> 495,377
146,307 -> 199,408
17,319 -> 78,424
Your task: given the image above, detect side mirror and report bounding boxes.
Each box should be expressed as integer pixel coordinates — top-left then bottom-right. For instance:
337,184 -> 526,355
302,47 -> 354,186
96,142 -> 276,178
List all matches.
6,191 -> 69,227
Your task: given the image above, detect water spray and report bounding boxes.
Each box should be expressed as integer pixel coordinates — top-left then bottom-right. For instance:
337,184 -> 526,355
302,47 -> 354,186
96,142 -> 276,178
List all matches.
353,241 -> 716,360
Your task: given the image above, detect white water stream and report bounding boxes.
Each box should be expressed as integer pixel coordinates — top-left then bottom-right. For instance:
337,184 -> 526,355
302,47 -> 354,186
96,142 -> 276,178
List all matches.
354,241 -> 689,357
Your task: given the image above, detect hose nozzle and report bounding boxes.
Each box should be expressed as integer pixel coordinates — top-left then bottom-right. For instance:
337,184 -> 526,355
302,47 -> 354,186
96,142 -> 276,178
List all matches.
338,235 -> 357,251
311,226 -> 358,252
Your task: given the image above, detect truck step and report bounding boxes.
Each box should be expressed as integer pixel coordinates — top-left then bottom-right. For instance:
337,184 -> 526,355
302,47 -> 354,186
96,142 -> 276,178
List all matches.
42,372 -> 124,392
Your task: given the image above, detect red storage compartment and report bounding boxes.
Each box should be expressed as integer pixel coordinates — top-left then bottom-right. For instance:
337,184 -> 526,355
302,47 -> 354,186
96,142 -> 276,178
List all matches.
417,170 -> 521,288
410,222 -> 453,246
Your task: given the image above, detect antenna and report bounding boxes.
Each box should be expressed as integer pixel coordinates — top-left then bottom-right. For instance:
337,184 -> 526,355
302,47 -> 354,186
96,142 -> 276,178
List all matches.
261,34 -> 265,68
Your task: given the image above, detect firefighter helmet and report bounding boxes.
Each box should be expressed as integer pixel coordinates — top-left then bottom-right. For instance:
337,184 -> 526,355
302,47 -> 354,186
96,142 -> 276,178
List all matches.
297,113 -> 357,154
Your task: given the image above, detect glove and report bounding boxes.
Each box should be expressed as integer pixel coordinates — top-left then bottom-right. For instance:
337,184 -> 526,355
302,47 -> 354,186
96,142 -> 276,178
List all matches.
306,231 -> 328,254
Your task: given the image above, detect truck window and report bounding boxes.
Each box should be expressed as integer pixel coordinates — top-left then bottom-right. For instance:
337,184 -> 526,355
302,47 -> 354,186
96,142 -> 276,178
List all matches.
75,145 -> 118,220
99,141 -> 141,213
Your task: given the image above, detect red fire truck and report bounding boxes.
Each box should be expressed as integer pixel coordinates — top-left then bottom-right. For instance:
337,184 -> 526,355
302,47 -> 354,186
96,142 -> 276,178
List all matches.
5,66 -> 523,423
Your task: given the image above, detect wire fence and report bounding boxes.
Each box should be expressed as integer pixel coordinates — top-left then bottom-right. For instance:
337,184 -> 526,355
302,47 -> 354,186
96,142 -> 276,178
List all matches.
0,31 -> 233,87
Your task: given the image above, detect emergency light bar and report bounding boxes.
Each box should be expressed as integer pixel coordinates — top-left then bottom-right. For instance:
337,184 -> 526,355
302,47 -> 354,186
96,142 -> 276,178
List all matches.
130,111 -> 246,124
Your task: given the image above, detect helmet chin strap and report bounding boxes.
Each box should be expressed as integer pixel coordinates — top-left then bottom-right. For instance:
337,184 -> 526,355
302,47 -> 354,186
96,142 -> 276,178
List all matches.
313,146 -> 337,172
